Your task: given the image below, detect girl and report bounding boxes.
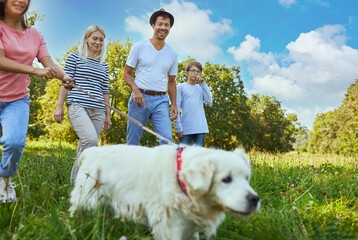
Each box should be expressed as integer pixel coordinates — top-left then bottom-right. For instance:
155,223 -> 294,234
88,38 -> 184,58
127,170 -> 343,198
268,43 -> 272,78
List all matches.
0,0 -> 71,203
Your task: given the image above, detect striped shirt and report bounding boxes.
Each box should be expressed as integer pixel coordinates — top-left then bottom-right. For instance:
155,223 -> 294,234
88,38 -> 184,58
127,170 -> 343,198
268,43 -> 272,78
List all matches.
64,52 -> 109,110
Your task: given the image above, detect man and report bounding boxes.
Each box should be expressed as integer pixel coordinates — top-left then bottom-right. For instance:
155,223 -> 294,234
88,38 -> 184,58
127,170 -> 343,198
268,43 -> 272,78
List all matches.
123,9 -> 178,145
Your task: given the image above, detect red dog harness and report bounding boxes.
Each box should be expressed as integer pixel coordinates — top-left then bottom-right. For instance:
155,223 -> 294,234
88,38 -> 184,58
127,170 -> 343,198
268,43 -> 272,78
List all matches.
176,147 -> 188,196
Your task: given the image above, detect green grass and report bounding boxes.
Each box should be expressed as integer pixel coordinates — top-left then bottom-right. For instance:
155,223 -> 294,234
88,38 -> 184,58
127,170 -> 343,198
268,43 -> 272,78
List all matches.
1,141 -> 357,239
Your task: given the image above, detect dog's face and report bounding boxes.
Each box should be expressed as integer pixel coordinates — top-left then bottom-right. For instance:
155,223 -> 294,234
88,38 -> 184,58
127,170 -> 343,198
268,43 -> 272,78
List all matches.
181,148 -> 260,216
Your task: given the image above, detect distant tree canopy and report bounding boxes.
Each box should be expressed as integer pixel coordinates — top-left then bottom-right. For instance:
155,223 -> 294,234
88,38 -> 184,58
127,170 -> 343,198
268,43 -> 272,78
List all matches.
308,80 -> 358,155
27,39 -> 302,152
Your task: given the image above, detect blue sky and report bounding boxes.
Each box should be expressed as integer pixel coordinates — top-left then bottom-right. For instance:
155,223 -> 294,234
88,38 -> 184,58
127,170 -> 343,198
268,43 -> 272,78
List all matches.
29,0 -> 358,130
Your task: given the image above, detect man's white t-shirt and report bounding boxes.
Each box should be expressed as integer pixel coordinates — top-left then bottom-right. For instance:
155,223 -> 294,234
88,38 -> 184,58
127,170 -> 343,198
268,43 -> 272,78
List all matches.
126,39 -> 178,92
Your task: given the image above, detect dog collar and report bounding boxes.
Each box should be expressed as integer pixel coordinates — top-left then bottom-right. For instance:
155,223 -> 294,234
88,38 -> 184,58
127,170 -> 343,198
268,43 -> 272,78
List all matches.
176,147 -> 188,197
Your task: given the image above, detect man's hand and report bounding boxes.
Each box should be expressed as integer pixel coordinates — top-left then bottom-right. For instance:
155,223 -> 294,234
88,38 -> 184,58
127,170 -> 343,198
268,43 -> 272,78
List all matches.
133,88 -> 146,108
170,105 -> 178,120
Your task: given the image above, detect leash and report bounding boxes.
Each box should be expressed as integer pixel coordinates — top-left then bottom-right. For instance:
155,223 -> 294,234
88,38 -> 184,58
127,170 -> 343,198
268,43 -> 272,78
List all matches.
62,79 -> 174,145
176,147 -> 189,197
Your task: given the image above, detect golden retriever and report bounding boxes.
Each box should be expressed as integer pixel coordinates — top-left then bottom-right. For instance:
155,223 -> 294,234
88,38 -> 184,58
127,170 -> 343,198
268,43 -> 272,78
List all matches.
69,144 -> 260,240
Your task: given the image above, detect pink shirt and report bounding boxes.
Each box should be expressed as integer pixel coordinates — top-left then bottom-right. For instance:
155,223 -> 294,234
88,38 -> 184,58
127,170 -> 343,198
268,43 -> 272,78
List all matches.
0,20 -> 49,102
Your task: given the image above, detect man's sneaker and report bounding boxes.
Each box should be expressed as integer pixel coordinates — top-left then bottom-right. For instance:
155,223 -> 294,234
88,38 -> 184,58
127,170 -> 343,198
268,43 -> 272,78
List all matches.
0,177 -> 17,203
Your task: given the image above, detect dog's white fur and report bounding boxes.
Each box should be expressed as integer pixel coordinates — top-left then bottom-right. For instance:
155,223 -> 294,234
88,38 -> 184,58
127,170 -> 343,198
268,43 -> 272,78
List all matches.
70,144 -> 260,240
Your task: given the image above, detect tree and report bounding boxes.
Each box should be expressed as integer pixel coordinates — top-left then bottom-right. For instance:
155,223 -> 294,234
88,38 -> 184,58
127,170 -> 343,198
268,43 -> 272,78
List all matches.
100,39 -> 132,145
27,11 -> 50,139
308,79 -> 358,155
248,94 -> 299,152
202,63 -> 252,150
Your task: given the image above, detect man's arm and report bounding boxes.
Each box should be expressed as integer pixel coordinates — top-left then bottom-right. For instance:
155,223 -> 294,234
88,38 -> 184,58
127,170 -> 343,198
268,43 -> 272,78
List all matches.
123,64 -> 145,108
168,75 -> 178,120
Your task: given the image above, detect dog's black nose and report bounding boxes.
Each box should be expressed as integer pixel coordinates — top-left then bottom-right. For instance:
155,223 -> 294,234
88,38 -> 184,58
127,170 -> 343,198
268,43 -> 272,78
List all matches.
246,193 -> 260,209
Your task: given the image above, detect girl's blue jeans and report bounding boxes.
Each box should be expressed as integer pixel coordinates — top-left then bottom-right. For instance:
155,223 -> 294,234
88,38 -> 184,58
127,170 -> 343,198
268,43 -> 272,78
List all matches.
0,97 -> 29,177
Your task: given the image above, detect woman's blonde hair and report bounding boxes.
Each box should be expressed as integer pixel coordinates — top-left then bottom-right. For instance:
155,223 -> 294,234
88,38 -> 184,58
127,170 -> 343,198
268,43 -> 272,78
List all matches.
79,25 -> 106,63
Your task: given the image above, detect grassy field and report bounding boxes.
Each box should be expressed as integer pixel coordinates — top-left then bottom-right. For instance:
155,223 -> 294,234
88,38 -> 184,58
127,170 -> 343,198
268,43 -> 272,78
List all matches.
0,141 -> 357,239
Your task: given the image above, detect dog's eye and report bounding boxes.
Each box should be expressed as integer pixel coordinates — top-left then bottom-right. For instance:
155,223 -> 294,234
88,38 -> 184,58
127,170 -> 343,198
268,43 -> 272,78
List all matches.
222,176 -> 232,183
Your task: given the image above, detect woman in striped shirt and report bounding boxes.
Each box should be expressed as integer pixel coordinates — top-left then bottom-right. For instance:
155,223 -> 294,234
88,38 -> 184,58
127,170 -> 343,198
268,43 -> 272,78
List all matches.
54,25 -> 111,183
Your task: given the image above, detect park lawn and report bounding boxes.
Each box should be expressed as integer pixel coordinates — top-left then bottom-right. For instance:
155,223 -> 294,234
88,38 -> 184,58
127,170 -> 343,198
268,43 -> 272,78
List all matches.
0,141 -> 357,239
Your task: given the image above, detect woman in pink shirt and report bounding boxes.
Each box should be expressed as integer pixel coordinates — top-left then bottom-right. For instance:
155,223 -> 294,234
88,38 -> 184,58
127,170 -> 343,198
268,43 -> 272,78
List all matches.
0,0 -> 71,203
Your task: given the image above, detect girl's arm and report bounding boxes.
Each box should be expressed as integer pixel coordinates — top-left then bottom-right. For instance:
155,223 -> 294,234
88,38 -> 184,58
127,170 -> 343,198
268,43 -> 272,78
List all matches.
0,49 -> 57,78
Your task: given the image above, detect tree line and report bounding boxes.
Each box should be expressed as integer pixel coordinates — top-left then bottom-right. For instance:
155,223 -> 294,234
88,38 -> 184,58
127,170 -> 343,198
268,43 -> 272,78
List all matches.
306,79 -> 358,155
26,39 -> 303,152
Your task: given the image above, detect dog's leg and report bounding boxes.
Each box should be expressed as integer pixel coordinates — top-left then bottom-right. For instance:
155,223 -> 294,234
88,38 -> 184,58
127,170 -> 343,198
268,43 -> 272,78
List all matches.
69,170 -> 106,216
188,232 -> 200,240
148,207 -> 188,240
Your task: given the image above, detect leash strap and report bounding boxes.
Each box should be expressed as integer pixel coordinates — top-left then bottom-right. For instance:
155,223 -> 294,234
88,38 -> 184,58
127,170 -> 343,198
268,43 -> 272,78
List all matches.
176,147 -> 188,196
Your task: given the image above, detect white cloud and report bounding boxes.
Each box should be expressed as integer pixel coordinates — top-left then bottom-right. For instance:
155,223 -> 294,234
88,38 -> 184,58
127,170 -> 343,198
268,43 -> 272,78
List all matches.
228,24 -> 358,129
124,0 -> 233,61
279,0 -> 296,8
125,15 -> 152,39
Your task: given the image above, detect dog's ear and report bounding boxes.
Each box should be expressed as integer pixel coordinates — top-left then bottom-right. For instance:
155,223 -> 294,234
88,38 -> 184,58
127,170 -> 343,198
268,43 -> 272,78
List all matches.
181,160 -> 215,196
234,148 -> 250,167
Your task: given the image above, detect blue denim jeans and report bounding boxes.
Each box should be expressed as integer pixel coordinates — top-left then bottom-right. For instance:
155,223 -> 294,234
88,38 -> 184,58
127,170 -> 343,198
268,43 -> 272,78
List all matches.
0,97 -> 30,177
179,133 -> 206,147
127,93 -> 173,145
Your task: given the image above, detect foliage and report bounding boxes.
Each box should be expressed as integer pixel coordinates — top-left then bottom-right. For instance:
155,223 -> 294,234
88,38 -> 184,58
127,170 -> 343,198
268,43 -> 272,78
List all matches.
27,11 -> 45,27
203,63 -> 253,150
248,94 -> 301,152
27,75 -> 47,139
99,39 -> 132,145
26,11 -> 46,139
308,80 -> 358,155
1,141 -> 357,239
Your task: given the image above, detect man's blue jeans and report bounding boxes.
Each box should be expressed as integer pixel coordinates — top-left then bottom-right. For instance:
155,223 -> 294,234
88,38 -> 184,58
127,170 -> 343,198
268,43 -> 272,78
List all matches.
179,133 -> 206,147
0,97 -> 30,177
127,93 -> 173,145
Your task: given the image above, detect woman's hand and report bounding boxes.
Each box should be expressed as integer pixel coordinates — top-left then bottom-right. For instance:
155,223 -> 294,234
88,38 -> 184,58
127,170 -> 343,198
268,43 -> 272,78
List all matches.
54,106 -> 65,123
103,116 -> 112,131
62,75 -> 75,90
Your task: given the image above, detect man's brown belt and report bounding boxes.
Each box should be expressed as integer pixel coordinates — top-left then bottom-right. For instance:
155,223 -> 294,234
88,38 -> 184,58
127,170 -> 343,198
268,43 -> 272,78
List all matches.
139,88 -> 166,96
